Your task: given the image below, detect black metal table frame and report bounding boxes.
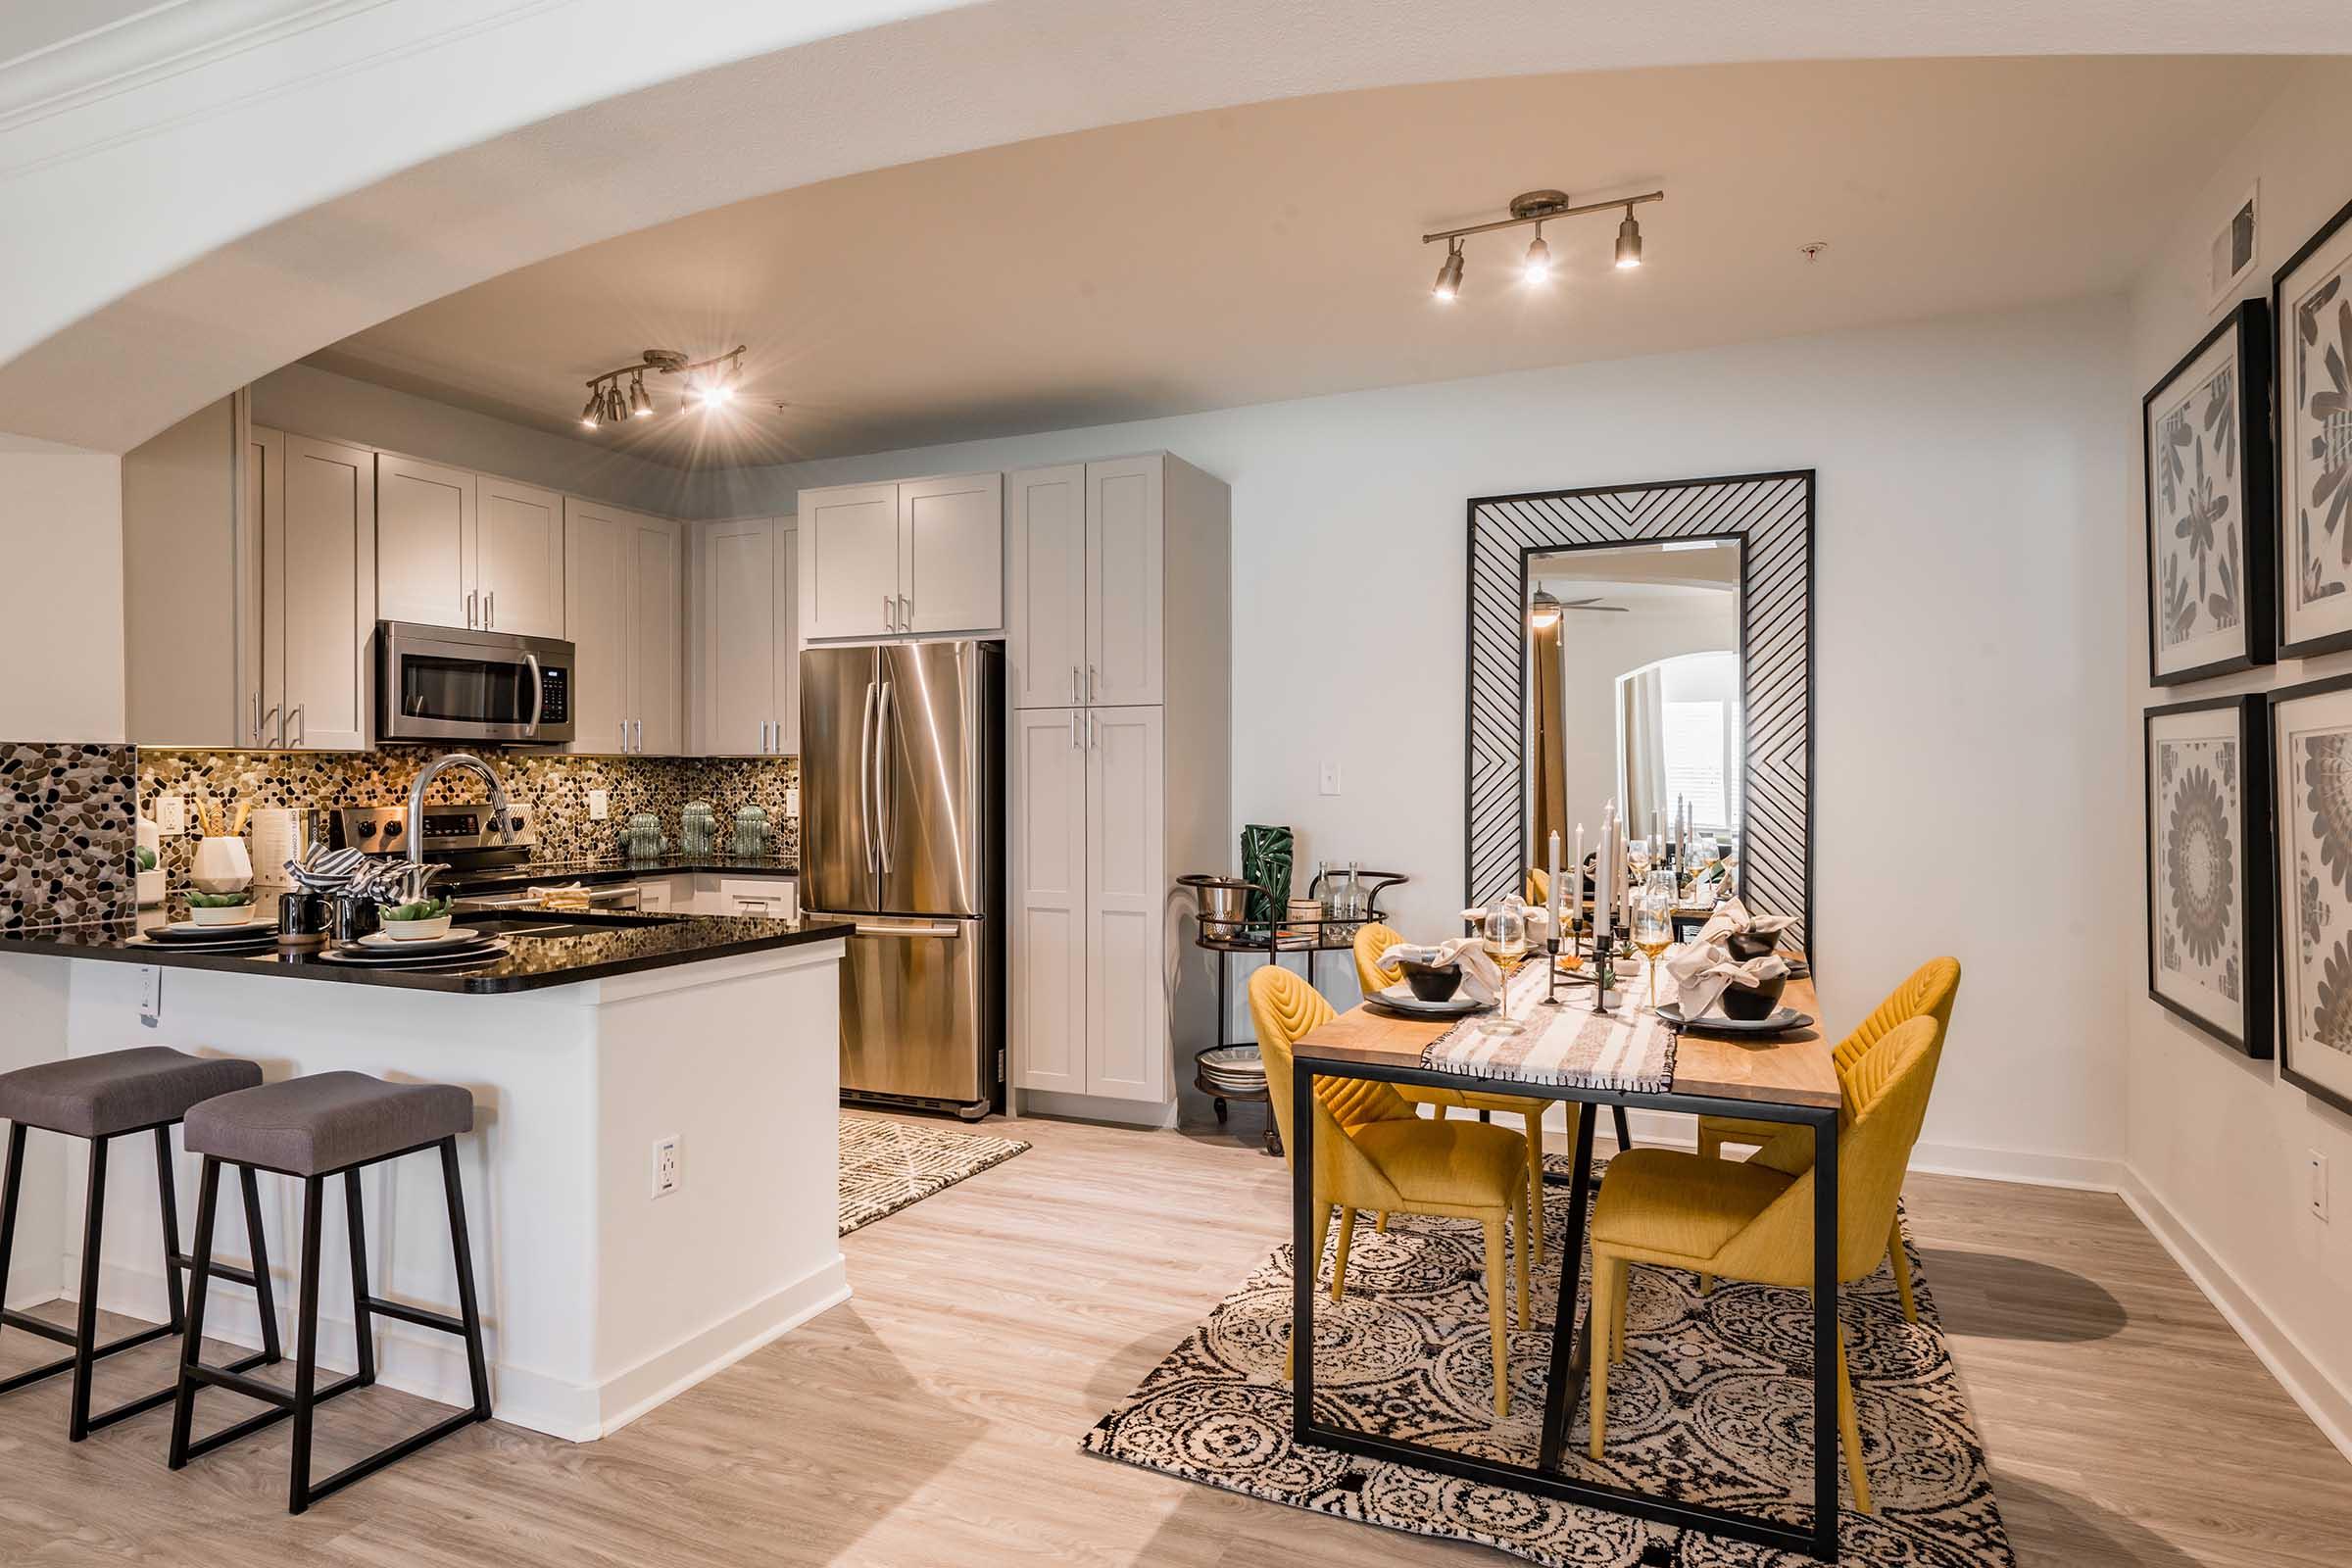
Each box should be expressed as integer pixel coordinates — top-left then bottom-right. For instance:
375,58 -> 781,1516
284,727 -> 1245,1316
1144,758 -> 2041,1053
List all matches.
1290,1052 -> 1843,1563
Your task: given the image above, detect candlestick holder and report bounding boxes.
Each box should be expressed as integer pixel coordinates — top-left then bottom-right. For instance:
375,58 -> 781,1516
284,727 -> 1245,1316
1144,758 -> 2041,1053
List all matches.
1541,936 -> 1562,1005
1592,931 -> 1619,1011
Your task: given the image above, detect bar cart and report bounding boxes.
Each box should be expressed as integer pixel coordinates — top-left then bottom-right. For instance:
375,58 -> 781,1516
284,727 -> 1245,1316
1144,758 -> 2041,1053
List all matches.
1181,868 -> 1408,1154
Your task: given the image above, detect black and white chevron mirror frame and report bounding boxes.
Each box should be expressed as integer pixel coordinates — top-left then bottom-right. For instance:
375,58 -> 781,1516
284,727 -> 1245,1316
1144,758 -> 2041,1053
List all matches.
1464,468 -> 1815,955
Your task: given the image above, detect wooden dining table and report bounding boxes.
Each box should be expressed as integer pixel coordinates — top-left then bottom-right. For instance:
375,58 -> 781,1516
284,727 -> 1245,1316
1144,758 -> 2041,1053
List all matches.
1288,971 -> 1846,1562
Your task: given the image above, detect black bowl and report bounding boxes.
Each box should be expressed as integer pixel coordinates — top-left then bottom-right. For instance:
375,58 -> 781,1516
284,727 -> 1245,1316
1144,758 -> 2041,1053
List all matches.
1727,929 -> 1782,961
1718,973 -> 1788,1020
1397,958 -> 1464,1003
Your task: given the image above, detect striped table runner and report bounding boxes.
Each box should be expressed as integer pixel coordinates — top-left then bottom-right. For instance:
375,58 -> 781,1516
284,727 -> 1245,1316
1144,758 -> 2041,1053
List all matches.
1417,957 -> 1678,1093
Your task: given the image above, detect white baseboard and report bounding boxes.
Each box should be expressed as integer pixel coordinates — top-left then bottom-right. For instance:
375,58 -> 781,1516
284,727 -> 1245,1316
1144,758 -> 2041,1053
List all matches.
1018,1088 -> 1177,1128
2117,1166 -> 2352,1465
79,1252 -> 852,1443
1907,1140 -> 2127,1193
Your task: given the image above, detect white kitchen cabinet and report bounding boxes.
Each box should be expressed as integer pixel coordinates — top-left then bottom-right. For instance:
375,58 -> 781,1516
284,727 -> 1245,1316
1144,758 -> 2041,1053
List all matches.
1010,708 -> 1090,1095
373,454 -> 474,629
564,499 -> 680,755
690,516 -> 799,756
800,482 -> 898,640
681,874 -> 798,919
799,471 -> 1002,640
477,476 -> 566,637
269,432 -> 376,750
1088,457 -> 1164,707
1084,707 -> 1166,1101
1006,465 -> 1087,709
374,461 -> 562,635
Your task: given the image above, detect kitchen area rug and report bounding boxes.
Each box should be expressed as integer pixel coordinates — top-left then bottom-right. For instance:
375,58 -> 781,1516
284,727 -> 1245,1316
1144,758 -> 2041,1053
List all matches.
839,1114 -> 1031,1236
1084,1155 -> 2012,1567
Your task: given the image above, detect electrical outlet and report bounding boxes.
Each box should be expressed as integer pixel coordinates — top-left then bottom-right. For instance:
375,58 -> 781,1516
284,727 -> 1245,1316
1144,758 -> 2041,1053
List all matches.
156,793 -> 187,836
588,789 -> 611,821
785,786 -> 800,816
652,1135 -> 680,1199
138,965 -> 163,1027
2311,1150 -> 2329,1222
1319,761 -> 1343,796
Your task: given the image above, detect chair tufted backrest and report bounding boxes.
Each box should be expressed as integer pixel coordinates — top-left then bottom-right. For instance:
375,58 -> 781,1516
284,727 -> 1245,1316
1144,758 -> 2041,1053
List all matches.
1832,956 -> 1961,1079
1250,965 -> 1412,1200
1351,922 -> 1406,996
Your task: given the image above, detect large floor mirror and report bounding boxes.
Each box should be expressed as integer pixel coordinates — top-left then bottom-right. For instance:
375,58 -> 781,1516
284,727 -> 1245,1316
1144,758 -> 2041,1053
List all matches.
1464,471 -> 1814,953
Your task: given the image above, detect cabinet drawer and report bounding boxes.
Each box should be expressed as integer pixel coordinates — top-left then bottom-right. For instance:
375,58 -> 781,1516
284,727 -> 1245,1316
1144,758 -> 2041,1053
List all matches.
689,873 -> 797,919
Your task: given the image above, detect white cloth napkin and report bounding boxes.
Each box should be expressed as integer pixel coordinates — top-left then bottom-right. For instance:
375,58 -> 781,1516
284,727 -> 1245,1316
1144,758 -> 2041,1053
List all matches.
1692,897 -> 1797,949
1664,943 -> 1791,1020
1381,937 -> 1506,1004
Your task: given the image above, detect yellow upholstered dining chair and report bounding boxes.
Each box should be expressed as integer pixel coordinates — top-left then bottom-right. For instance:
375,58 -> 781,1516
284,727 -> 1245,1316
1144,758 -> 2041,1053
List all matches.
1250,964 -> 1531,1415
1587,1014 -> 1942,1512
1692,956 -> 1960,1322
1351,922 -> 1568,1263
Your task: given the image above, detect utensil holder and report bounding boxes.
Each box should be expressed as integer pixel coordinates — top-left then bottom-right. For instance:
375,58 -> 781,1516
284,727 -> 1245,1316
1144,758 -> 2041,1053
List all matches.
189,835 -> 253,895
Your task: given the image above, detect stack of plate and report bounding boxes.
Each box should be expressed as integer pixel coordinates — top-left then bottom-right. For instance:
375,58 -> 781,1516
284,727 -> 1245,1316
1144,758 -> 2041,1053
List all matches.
1197,1045 -> 1268,1095
132,917 -> 279,955
317,928 -> 511,970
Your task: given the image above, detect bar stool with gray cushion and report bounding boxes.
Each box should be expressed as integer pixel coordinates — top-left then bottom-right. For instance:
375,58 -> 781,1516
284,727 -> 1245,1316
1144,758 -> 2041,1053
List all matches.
0,1046 -> 279,1441
170,1071 -> 490,1514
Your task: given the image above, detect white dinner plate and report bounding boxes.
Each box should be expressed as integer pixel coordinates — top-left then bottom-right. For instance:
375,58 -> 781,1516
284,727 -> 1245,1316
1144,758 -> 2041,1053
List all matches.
1368,983 -> 1490,1019
353,927 -> 482,953
317,939 -> 509,968
158,916 -> 274,938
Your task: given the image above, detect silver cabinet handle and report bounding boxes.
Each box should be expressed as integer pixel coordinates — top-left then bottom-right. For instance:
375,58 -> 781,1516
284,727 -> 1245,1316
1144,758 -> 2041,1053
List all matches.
619,720 -> 627,754
1088,663 -> 1099,699
466,588 -> 477,627
758,719 -> 768,754
486,589 -> 496,628
250,693 -> 262,745
632,717 -> 643,753
259,704 -> 279,748
1069,710 -> 1079,748
286,705 -> 302,747
1089,712 -> 1099,749
882,592 -> 894,632
1071,664 -> 1080,703
899,594 -> 911,631
734,897 -> 773,915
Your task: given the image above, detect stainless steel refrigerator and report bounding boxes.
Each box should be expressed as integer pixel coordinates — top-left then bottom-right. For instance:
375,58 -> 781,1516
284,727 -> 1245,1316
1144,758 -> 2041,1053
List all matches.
802,640 -> 1004,1118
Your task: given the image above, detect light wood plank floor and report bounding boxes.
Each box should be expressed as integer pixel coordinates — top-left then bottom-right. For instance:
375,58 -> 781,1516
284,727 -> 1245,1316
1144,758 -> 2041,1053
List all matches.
2,1110 -> 2347,1566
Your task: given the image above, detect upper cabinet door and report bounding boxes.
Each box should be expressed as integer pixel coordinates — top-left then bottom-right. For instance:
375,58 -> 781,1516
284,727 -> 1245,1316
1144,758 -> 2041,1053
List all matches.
694,517 -> 777,756
774,521 -> 801,755
899,471 -> 1003,635
1088,457 -> 1163,707
563,500 -> 631,755
1006,465 -> 1087,708
800,483 -> 899,640
476,476 -> 565,637
273,435 -> 375,751
629,514 -> 683,756
374,453 -> 474,629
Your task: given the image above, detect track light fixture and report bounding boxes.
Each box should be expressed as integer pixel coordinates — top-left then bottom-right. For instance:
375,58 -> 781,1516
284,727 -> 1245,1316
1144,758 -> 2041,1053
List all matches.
1432,238 -> 1465,302
1422,188 -> 1661,304
575,345 -> 749,431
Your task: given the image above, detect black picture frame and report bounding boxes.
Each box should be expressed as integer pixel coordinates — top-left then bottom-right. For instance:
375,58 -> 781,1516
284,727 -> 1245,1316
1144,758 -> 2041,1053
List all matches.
1461,469 -> 1814,956
2142,299 -> 2276,685
2268,671 -> 2352,1118
2145,694 -> 2274,1059
2272,190 -> 2352,661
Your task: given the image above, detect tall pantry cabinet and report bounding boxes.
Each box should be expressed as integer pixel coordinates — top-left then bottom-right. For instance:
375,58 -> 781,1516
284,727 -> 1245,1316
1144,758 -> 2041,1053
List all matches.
1006,454 -> 1229,1113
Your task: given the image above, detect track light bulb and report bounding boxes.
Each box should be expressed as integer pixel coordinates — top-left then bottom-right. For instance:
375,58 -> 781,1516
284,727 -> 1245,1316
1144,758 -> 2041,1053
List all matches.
1615,210 -> 1643,270
1432,240 -> 1465,302
1522,227 -> 1551,284
630,376 -> 652,417
580,390 -> 602,429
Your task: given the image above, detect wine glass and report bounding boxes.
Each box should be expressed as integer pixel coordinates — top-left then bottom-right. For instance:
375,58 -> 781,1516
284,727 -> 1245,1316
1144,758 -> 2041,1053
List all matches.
1633,882 -> 1676,1013
1625,838 -> 1653,885
1482,896 -> 1533,1034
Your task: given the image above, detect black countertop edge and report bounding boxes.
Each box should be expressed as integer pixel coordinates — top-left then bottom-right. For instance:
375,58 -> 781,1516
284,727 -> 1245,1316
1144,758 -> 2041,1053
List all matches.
438,858 -> 800,894
0,912 -> 852,995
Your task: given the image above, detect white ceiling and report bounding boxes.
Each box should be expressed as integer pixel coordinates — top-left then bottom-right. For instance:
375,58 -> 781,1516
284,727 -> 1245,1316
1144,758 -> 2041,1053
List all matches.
309,55 -> 2286,469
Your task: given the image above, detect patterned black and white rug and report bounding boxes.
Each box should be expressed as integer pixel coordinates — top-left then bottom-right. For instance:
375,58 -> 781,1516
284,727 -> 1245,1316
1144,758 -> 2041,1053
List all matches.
838,1114 -> 1030,1236
1085,1154 -> 2012,1566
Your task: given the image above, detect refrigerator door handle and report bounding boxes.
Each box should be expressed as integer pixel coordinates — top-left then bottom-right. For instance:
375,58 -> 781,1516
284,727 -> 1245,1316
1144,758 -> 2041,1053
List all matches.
852,921 -> 959,939
874,680 -> 895,874
858,679 -> 878,875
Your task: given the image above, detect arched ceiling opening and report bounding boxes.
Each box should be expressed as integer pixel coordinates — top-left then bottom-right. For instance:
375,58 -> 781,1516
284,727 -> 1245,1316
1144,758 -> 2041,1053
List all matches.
3,0 -> 2348,455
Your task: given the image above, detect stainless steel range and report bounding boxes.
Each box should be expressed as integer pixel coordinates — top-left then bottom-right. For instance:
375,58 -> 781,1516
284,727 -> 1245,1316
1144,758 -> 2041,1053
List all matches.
330,803 -> 535,872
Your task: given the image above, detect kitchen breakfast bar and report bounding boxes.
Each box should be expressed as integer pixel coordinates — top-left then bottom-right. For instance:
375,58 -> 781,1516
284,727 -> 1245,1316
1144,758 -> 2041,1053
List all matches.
2,908 -> 851,1440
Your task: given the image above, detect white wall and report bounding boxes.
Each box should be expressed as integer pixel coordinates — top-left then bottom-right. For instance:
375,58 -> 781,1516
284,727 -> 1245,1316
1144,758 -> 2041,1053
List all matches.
0,432 -> 124,740
251,365 -> 698,518
707,295 -> 2133,1179
2123,56 -> 2352,1456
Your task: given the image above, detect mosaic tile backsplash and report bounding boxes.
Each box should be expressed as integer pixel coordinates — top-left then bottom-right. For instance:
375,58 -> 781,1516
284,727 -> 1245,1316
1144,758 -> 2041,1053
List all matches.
138,748 -> 799,882
1,742 -> 138,931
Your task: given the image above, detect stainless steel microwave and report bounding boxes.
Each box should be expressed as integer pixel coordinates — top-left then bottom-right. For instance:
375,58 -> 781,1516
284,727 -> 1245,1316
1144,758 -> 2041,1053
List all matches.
376,621 -> 574,745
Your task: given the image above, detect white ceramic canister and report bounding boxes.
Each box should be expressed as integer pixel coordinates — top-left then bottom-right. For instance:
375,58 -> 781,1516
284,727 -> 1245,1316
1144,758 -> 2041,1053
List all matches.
188,835 -> 255,895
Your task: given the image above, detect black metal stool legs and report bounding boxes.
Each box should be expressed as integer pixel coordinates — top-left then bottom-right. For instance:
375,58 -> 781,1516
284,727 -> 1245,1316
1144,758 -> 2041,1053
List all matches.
0,1120 -> 271,1442
173,1136 -> 491,1515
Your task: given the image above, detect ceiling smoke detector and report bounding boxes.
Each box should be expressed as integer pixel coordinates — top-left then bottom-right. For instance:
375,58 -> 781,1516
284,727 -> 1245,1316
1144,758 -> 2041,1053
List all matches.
1799,242 -> 1829,263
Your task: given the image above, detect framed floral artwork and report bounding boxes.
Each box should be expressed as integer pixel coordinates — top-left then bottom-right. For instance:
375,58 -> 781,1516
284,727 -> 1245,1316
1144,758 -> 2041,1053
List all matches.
2143,300 -> 2275,684
2275,193 -> 2352,659
2146,695 -> 2272,1057
2272,675 -> 2352,1112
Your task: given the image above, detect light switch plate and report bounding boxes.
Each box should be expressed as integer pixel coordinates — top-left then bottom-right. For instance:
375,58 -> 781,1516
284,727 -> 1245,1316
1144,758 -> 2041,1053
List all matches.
1319,762 -> 1343,796
156,793 -> 187,836
2311,1151 -> 2329,1222
588,789 -> 610,821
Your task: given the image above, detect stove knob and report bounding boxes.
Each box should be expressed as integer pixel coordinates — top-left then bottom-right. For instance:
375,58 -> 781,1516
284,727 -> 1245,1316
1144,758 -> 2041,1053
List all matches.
509,815 -> 525,832
356,822 -> 375,840
383,821 -> 403,839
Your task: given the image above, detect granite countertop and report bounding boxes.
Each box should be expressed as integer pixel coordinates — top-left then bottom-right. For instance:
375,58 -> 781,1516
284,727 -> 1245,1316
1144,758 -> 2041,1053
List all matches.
0,907 -> 850,994
438,856 -> 799,894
